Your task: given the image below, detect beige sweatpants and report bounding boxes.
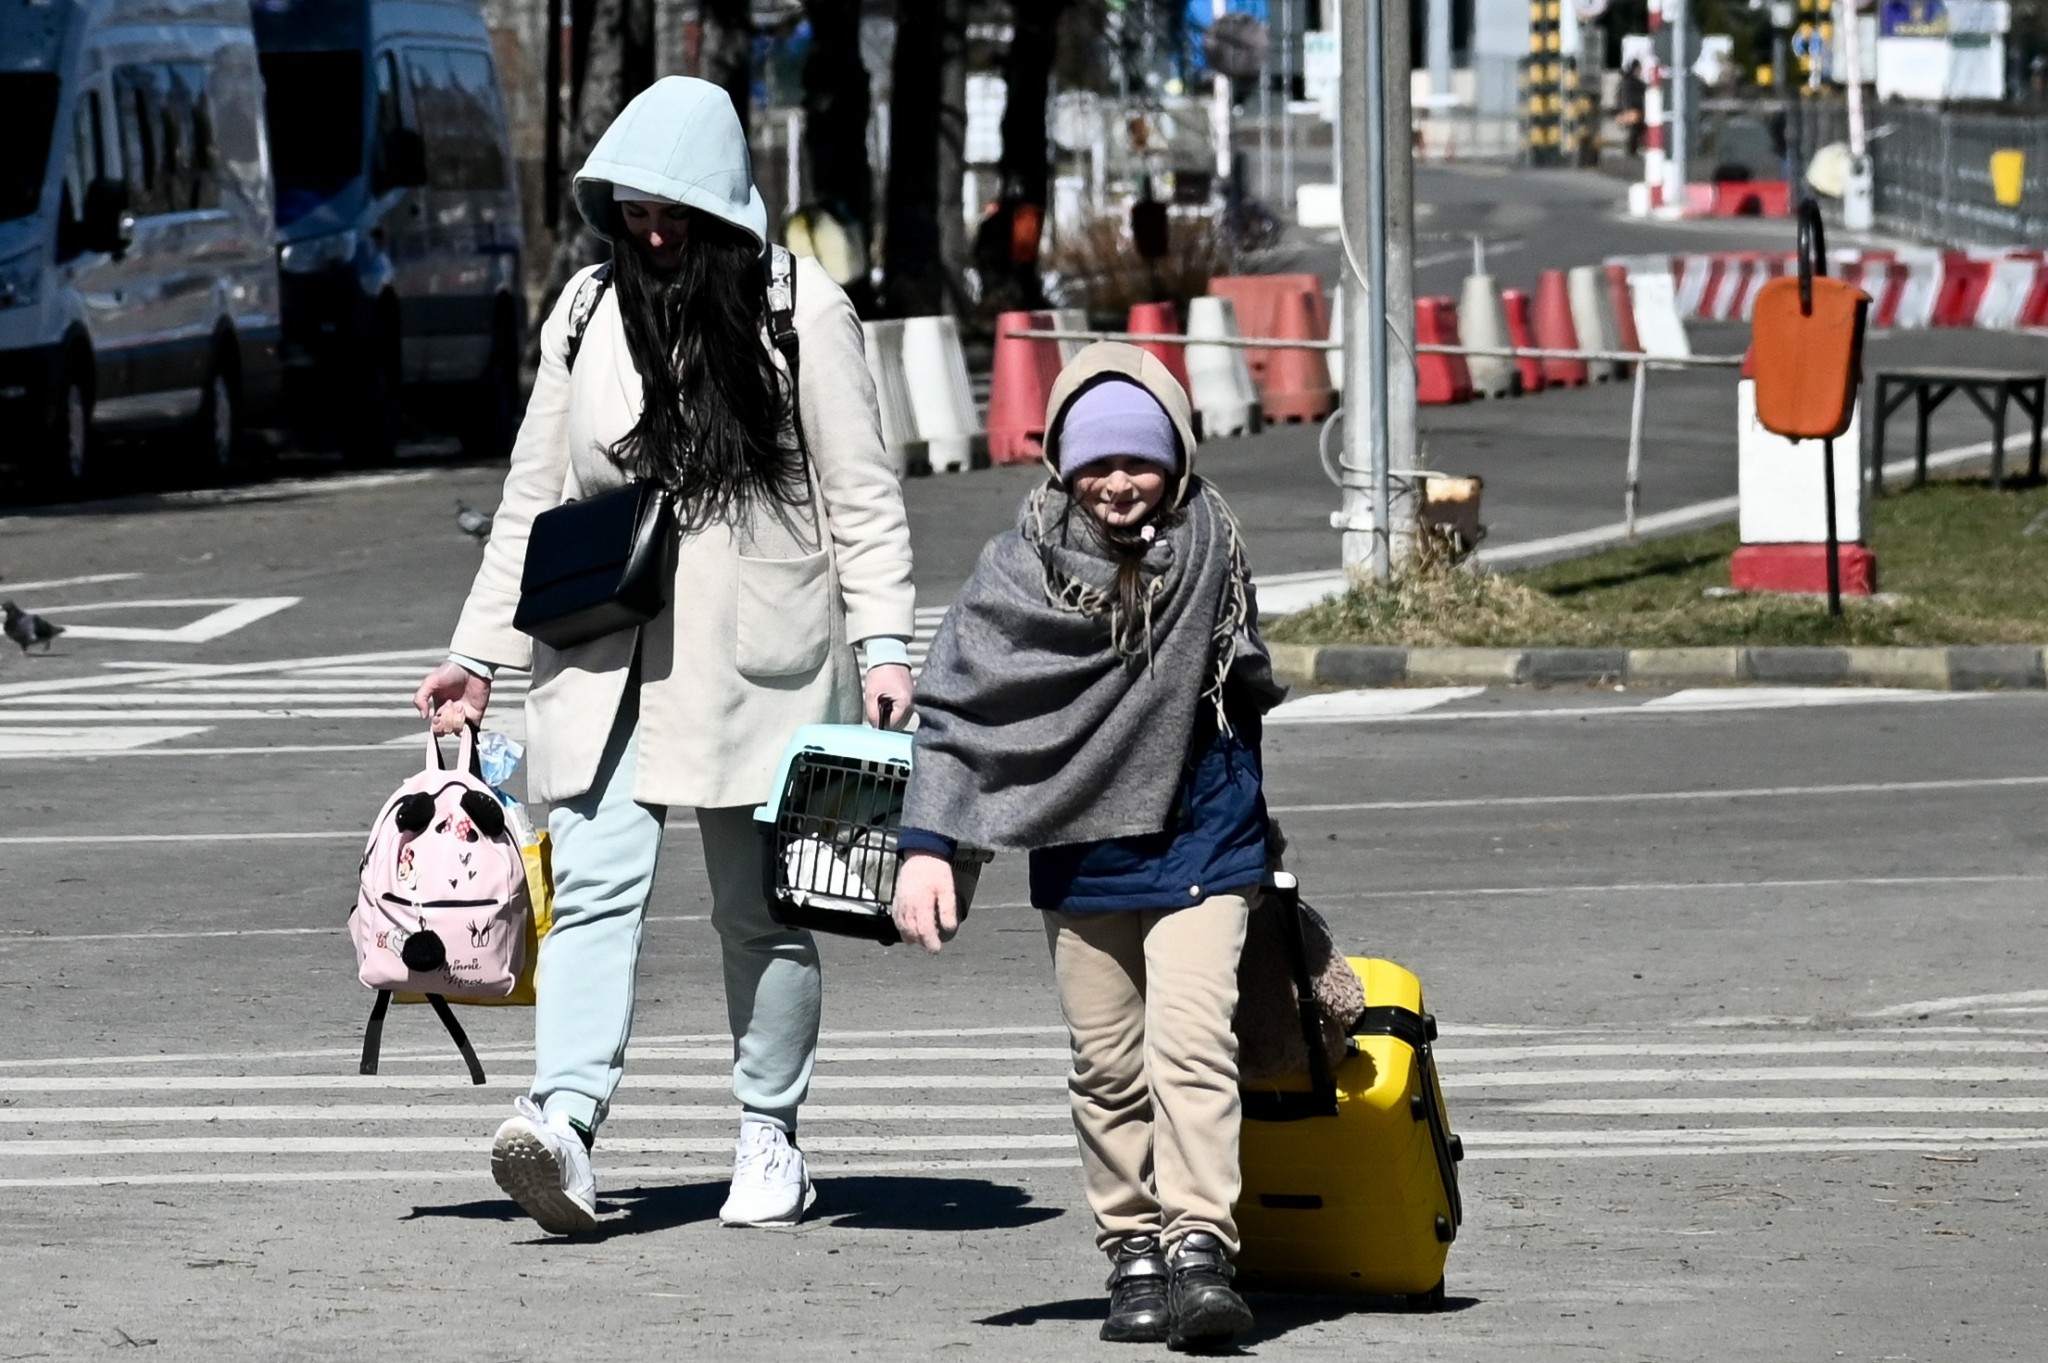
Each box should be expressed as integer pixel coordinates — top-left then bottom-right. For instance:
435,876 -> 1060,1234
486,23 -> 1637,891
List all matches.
1042,892 -> 1252,1255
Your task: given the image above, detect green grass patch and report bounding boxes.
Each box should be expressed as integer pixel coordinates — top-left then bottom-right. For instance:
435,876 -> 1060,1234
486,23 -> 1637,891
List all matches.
1270,477 -> 2048,648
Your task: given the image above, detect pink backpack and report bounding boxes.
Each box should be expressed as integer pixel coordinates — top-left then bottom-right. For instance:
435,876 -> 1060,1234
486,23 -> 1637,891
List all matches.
351,724 -> 530,1084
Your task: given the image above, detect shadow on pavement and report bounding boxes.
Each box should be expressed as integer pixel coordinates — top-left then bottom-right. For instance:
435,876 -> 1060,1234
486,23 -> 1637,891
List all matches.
809,1175 -> 1064,1232
405,1174 -> 1061,1240
975,1290 -> 1479,1347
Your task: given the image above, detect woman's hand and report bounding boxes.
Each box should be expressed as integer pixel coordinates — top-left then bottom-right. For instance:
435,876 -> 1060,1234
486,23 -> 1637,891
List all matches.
892,851 -> 960,954
413,661 -> 492,736
864,663 -> 913,730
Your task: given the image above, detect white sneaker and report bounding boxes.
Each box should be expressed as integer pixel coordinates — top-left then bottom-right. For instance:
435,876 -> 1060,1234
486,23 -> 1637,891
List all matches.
718,1117 -> 815,1227
491,1097 -> 599,1235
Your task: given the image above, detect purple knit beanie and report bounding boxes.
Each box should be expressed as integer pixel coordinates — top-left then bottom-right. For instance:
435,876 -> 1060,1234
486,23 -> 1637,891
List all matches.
1055,379 -> 1180,482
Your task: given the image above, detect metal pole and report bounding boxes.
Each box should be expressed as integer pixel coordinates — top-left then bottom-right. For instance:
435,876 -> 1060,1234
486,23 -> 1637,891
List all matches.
1429,0 -> 1454,116
1281,0 -> 1294,215
1383,0 -> 1421,563
1338,0 -> 1385,581
1212,0 -> 1233,190
1840,0 -> 1874,229
1821,436 -> 1842,616
1366,0 -> 1393,582
1667,0 -> 1690,208
1625,361 -> 1649,536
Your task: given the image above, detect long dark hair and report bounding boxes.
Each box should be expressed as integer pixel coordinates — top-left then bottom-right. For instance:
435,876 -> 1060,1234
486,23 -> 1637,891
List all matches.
606,212 -> 806,531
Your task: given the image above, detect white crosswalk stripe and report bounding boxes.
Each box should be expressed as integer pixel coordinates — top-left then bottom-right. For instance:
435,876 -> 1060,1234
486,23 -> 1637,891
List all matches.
9,1020 -> 2044,1191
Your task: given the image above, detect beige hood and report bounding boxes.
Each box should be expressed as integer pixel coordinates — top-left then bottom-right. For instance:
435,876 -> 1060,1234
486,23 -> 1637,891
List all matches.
1041,342 -> 1199,509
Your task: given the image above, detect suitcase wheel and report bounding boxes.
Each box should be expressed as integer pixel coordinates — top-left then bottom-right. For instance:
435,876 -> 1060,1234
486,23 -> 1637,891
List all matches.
1406,1280 -> 1447,1313
1448,1133 -> 1465,1162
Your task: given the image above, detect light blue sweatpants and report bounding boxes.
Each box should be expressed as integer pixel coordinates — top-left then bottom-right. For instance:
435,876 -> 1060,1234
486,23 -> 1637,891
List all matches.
531,688 -> 821,1135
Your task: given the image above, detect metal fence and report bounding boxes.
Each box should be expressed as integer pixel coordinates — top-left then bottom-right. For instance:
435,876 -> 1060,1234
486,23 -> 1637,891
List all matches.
1804,99 -> 2048,248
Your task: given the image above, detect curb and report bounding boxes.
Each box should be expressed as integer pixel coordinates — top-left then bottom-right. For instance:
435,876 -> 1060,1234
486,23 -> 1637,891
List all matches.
1268,644 -> 2048,692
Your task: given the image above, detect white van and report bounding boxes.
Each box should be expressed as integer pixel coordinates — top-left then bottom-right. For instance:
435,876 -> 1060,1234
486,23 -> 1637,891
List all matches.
0,0 -> 282,493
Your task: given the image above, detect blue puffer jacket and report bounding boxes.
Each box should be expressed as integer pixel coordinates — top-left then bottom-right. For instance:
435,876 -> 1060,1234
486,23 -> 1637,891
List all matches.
899,691 -> 1270,912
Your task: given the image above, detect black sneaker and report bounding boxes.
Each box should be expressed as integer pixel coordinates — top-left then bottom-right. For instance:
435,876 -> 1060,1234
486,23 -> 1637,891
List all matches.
1166,1231 -> 1254,1353
1100,1235 -> 1170,1343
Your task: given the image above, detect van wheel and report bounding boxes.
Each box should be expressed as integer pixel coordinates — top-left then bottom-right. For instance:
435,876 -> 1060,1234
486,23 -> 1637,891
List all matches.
461,307 -> 521,460
343,308 -> 402,466
42,354 -> 95,495
190,340 -> 243,481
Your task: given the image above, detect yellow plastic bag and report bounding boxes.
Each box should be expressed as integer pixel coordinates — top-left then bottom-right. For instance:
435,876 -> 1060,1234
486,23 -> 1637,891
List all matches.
398,832 -> 553,1008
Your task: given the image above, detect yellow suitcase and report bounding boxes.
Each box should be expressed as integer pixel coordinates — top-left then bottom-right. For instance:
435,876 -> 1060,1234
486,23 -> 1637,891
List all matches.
1235,879 -> 1464,1304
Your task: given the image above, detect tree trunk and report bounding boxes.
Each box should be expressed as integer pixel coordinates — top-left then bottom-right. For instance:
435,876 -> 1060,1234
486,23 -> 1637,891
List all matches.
534,0 -> 655,339
935,0 -> 968,304
882,0 -> 945,315
696,0 -> 753,131
802,0 -> 875,310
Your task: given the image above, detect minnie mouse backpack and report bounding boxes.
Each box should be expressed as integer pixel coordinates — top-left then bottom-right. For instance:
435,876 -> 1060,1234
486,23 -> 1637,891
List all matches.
351,723 -> 530,1084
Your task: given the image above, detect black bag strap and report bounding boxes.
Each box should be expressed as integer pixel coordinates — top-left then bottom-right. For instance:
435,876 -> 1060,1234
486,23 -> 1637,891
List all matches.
766,244 -> 799,365
357,989 -> 486,1085
427,994 -> 487,1086
1239,875 -> 1341,1122
1797,199 -> 1826,316
564,261 -> 614,372
359,989 -> 392,1075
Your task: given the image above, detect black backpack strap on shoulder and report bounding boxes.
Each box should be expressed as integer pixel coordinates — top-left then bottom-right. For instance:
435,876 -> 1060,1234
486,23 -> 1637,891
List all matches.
426,993 -> 487,1086
564,261 -> 614,373
359,989 -> 392,1076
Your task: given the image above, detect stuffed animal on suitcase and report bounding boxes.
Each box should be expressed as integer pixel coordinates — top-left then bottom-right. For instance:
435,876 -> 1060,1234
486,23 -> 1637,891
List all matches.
1234,873 -> 1465,1306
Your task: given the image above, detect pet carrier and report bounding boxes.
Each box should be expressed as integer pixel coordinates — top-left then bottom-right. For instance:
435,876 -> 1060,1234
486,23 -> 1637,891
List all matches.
754,719 -> 988,943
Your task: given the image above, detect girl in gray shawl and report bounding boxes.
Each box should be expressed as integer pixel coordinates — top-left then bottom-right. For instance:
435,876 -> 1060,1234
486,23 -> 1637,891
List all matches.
893,344 -> 1284,1351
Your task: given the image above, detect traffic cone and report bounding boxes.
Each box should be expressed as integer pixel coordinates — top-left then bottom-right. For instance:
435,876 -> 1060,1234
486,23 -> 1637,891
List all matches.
987,310 -> 1062,465
1533,269 -> 1588,387
1457,272 -> 1515,397
1258,289 -> 1335,424
1500,288 -> 1544,394
1127,301 -> 1192,398
901,315 -> 981,474
1566,265 -> 1616,383
1414,297 -> 1473,405
1185,295 -> 1260,438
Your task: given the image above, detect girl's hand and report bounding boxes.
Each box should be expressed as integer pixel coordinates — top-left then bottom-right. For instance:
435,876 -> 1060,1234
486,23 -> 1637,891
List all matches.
413,661 -> 492,736
892,851 -> 959,953
864,663 -> 913,730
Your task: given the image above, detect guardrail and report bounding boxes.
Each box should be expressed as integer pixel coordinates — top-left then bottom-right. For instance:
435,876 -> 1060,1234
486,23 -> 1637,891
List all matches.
1014,327 -> 1745,539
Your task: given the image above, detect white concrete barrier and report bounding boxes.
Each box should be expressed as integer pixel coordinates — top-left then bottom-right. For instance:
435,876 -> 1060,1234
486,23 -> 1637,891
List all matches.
1674,255 -> 1715,320
1627,270 -> 1694,360
1567,265 -> 1621,382
1296,182 -> 1341,228
1976,254 -> 2041,329
900,315 -> 980,474
1457,273 -> 1516,398
1892,247 -> 1944,329
1186,295 -> 1260,437
861,319 -> 917,476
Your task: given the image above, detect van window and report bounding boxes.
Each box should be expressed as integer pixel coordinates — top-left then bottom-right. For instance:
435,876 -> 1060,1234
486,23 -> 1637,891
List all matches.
57,89 -> 105,258
0,72 -> 61,222
369,50 -> 411,192
406,48 -> 508,193
259,49 -> 364,226
114,62 -> 222,217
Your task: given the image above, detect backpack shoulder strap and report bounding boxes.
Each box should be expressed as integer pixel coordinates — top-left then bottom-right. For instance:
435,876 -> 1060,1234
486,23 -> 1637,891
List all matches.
564,261 -> 614,373
766,245 -> 798,363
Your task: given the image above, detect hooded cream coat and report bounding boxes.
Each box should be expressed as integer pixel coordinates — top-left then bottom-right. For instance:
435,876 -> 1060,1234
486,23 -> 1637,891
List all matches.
448,257 -> 914,809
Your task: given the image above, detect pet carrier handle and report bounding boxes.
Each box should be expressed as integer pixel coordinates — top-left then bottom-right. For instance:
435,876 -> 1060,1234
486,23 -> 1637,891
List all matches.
878,696 -> 894,730
1271,873 -> 1341,1116
1797,199 -> 1826,317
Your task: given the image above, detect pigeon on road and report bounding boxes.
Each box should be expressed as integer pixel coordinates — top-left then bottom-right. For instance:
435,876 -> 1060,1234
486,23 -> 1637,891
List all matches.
2,600 -> 64,653
456,504 -> 494,542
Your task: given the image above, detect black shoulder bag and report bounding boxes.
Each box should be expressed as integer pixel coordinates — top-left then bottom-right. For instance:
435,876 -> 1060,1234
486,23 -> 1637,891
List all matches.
512,247 -> 802,651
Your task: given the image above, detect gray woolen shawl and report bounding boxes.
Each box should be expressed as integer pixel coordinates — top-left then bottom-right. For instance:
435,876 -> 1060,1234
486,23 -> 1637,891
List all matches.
901,479 -> 1284,852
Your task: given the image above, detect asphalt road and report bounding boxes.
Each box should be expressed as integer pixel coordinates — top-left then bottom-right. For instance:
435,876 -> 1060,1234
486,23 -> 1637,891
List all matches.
3,466 -> 2048,1361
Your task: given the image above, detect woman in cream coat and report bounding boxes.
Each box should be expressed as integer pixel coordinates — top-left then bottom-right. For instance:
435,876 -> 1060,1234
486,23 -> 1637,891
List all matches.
413,78 -> 914,1235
